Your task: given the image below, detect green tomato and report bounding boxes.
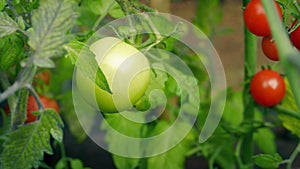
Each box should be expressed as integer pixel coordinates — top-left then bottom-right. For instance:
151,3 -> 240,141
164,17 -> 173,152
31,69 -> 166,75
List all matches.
76,37 -> 150,113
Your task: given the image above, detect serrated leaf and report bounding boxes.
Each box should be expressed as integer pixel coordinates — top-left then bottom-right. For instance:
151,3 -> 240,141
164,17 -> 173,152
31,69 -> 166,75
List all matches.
0,12 -> 19,37
0,110 -> 64,169
0,34 -> 24,71
33,58 -> 56,68
64,41 -> 112,93
28,0 -> 76,66
253,153 -> 282,169
279,79 -> 300,138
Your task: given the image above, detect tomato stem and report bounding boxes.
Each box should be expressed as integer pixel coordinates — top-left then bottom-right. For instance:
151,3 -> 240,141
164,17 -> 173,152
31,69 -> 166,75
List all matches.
240,0 -> 257,168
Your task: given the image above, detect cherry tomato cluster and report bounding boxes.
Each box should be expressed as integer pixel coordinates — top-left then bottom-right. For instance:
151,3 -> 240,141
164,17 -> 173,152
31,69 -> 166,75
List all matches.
244,0 -> 300,61
243,0 -> 290,107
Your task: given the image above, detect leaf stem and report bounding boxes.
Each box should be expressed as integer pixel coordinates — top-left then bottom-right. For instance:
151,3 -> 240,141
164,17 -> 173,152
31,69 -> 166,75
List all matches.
287,142 -> 300,169
275,105 -> 300,120
92,1 -> 115,31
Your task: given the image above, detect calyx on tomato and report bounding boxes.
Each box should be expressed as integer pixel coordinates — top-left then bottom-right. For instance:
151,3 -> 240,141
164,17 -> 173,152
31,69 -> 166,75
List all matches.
75,37 -> 150,113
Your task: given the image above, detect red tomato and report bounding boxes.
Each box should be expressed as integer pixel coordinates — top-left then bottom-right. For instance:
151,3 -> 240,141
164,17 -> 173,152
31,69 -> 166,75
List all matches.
250,70 -> 286,107
26,95 -> 59,123
290,21 -> 300,50
244,0 -> 282,36
261,36 -> 279,61
33,71 -> 51,86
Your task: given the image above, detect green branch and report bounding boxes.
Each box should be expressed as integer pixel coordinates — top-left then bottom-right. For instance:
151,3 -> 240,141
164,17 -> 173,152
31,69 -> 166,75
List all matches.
240,0 -> 257,168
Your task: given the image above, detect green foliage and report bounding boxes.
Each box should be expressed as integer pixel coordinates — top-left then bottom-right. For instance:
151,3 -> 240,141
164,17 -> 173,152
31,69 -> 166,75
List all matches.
253,153 -> 282,169
28,0 -> 77,67
0,110 -> 64,169
0,12 -> 19,37
193,0 -> 223,37
0,34 -> 24,71
279,79 -> 300,138
55,158 -> 91,169
64,40 -> 112,94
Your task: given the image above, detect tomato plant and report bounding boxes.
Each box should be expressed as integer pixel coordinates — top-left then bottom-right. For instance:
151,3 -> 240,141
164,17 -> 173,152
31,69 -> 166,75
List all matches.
76,37 -> 150,113
261,36 -> 280,61
0,0 -> 300,169
243,0 -> 282,36
250,69 -> 286,107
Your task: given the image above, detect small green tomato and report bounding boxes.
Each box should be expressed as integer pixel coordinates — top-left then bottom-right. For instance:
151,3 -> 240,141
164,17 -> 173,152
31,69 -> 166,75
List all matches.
76,37 -> 150,113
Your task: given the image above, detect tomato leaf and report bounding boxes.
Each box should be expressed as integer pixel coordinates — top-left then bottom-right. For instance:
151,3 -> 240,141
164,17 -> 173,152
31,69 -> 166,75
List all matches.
0,110 -> 64,169
278,79 -> 300,138
0,0 -> 6,10
146,122 -> 196,169
0,12 -> 19,37
64,40 -> 112,94
253,153 -> 282,169
0,34 -> 24,71
28,0 -> 77,67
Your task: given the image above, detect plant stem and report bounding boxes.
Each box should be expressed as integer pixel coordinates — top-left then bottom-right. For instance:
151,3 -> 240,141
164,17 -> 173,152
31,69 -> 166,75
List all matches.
240,0 -> 257,168
275,105 -> 300,120
287,142 -> 300,169
92,0 -> 115,31
261,0 -> 300,112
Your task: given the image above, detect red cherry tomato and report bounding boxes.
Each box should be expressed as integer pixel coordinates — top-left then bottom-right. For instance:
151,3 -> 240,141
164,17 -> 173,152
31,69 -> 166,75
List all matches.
26,95 -> 59,123
244,0 -> 282,36
33,71 -> 51,86
250,70 -> 286,107
261,36 -> 279,61
290,21 -> 300,50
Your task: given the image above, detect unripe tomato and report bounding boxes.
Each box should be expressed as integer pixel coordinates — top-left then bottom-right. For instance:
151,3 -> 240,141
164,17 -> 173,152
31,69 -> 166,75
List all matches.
26,95 -> 59,123
261,36 -> 279,61
290,22 -> 300,50
76,37 -> 150,113
244,0 -> 282,36
250,70 -> 286,107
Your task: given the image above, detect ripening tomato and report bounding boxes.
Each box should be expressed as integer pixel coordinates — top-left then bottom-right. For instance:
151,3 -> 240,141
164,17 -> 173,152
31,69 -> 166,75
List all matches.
250,70 -> 286,107
76,37 -> 150,113
290,21 -> 300,50
26,95 -> 59,123
261,36 -> 279,61
244,0 -> 282,36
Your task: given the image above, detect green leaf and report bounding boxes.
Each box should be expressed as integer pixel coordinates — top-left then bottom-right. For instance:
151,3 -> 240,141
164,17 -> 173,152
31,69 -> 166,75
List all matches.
0,0 -> 6,10
112,155 -> 139,169
70,159 -> 91,169
64,40 -> 112,94
254,110 -> 276,154
222,90 -> 243,127
108,3 -> 125,18
278,79 -> 300,138
0,34 -> 24,71
0,110 -> 64,169
146,121 -> 195,169
254,128 -> 276,154
0,12 -> 19,37
28,0 -> 77,66
253,153 -> 282,169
